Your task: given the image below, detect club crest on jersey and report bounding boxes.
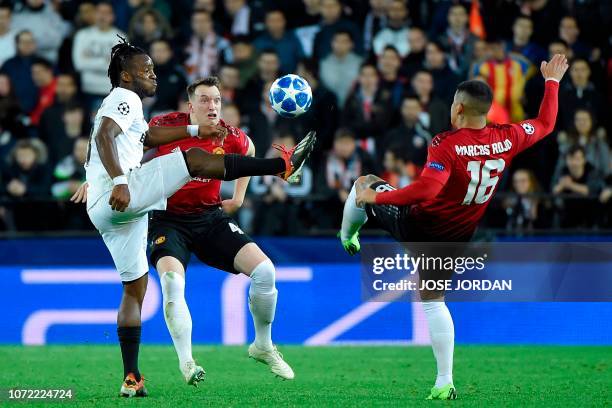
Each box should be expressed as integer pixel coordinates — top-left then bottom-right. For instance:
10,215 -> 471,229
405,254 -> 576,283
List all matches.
427,161 -> 445,171
117,102 -> 130,115
212,147 -> 225,155
154,236 -> 166,245
521,122 -> 535,135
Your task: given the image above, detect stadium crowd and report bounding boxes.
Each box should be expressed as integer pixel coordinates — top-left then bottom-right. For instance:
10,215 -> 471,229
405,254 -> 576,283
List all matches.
0,0 -> 610,235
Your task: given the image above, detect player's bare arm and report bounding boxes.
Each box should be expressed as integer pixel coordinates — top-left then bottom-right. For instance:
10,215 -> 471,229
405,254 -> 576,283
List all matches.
144,124 -> 228,147
222,136 -> 255,214
95,117 -> 130,212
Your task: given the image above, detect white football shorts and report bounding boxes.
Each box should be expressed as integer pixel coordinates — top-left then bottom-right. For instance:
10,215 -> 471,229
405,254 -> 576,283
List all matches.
87,150 -> 191,282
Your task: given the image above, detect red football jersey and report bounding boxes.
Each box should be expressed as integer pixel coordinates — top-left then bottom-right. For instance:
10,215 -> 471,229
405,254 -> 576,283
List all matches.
376,80 -> 560,240
149,112 -> 250,214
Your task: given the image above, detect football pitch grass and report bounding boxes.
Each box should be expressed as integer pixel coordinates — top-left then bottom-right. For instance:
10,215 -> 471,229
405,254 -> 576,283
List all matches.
0,345 -> 610,407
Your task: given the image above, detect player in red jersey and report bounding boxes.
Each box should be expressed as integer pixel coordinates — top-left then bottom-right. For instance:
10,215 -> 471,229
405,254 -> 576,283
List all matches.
340,54 -> 569,400
147,77 -> 295,384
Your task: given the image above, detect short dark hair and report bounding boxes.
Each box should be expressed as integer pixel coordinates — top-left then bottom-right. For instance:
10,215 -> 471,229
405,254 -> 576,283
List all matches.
107,35 -> 147,89
15,30 -> 33,46
455,80 -> 493,116
187,77 -> 220,99
333,30 -> 353,42
387,143 -> 412,162
31,57 -> 53,71
566,144 -> 585,158
334,127 -> 355,140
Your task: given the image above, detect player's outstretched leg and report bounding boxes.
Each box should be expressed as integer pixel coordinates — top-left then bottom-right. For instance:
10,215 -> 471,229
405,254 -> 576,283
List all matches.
339,174 -> 383,255
156,256 -> 205,386
422,291 -> 456,400
117,274 -> 149,398
185,131 -> 316,183
234,243 -> 294,380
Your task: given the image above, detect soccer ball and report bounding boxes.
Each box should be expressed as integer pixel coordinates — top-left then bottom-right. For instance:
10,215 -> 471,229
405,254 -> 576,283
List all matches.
269,74 -> 313,118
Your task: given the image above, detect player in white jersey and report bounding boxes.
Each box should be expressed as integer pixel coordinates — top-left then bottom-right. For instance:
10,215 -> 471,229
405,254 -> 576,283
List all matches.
83,37 -> 316,398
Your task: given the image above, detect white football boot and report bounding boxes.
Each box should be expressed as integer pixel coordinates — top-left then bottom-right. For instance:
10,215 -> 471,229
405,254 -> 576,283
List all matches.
248,343 -> 295,380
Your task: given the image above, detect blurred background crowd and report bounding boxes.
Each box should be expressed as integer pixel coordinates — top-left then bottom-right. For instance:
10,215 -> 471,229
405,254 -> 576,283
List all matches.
0,0 -> 610,237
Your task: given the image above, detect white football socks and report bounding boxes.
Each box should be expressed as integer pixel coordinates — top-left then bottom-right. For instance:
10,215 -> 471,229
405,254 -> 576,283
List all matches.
160,271 -> 193,367
422,300 -> 455,388
248,259 -> 277,351
340,182 -> 368,241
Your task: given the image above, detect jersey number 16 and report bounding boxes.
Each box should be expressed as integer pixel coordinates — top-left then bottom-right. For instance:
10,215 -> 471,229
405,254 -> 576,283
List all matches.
462,159 -> 506,205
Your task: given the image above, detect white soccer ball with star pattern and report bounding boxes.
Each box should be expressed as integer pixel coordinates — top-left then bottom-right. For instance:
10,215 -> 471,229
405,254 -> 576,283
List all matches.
269,74 -> 313,118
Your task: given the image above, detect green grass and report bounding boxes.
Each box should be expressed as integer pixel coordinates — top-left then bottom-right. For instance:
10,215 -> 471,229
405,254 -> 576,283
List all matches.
0,345 -> 610,407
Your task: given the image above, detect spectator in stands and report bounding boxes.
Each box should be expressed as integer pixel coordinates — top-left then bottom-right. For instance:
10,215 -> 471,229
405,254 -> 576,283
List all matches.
0,73 -> 27,162
241,49 -> 280,114
600,176 -> 612,228
437,4 -> 478,78
552,145 -> 604,228
1,138 -> 51,200
313,0 -> 362,60
51,136 -> 87,199
38,72 -> 80,161
149,39 -> 187,115
12,0 -> 69,64
558,16 -> 593,61
295,58 -> 338,164
372,0 -> 410,57
1,30 -> 38,114
241,80 -> 294,156
230,35 -> 257,89
377,45 -> 406,109
291,0 -> 321,58
409,70 -> 448,136
504,169 -> 551,231
341,63 -> 394,154
507,15 -> 546,66
221,102 -> 241,128
402,27 -> 427,78
43,102 -> 88,167
254,9 -> 304,74
56,1 -> 96,73
251,133 -> 313,235
72,1 -> 125,112
381,96 -> 430,166
29,58 -> 57,127
472,38 -> 534,122
382,144 -> 418,188
0,3 -> 17,67
320,30 -> 362,109
555,109 -> 610,178
184,9 -> 231,82
219,64 -> 241,105
423,40 -> 461,106
317,127 -> 376,227
558,58 -> 605,130
128,7 -> 172,51
221,0 -> 260,37
363,0 -> 387,53
518,0 -> 563,47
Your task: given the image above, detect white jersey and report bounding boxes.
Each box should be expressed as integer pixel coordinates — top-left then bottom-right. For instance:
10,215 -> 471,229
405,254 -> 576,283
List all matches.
85,87 -> 148,207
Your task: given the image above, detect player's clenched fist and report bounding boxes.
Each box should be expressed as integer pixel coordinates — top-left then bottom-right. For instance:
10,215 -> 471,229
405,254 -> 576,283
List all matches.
199,124 -> 227,140
109,184 -> 130,212
540,53 -> 569,81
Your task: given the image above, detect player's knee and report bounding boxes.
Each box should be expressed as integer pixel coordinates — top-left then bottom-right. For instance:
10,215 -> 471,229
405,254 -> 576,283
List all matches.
184,148 -> 213,176
249,259 -> 276,293
161,271 -> 185,302
355,174 -> 381,192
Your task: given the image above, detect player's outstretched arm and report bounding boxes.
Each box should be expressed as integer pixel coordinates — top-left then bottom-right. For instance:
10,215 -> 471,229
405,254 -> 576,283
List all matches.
144,124 -> 227,147
95,117 -> 130,212
514,54 -> 569,151
356,175 -> 446,207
